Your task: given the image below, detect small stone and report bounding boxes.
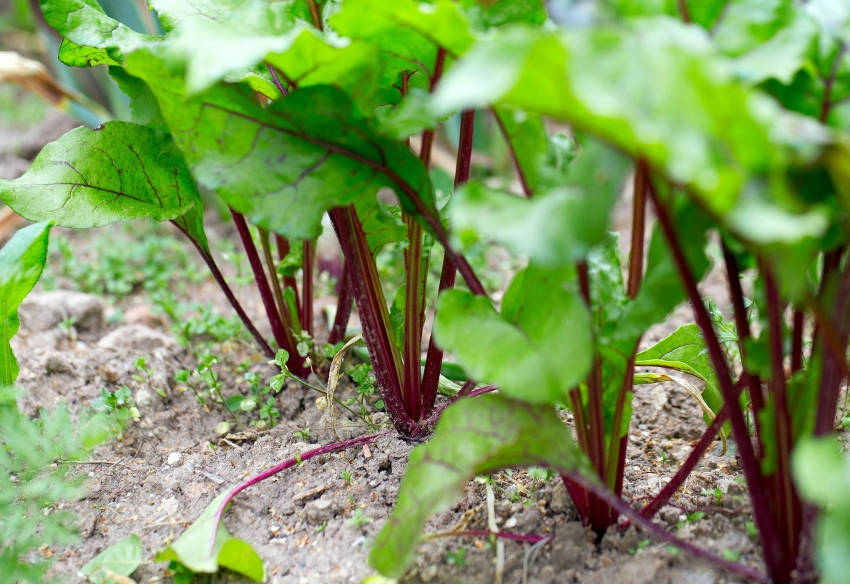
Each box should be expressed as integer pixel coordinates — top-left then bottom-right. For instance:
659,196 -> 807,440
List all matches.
504,516 -> 518,528
550,482 -> 570,514
134,387 -> 157,409
420,565 -> 438,582
19,290 -> 105,334
659,506 -> 679,525
166,452 -> 182,466
305,497 -> 334,524
98,325 -> 174,353
44,353 -> 74,375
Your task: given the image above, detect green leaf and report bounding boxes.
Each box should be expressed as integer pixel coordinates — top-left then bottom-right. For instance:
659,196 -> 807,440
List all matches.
58,38 -> 119,67
80,534 -> 143,583
330,0 -> 474,106
635,323 -> 722,415
0,122 -> 207,251
40,0 -> 155,58
728,15 -> 817,85
0,222 -> 51,385
793,436 -> 850,584
435,264 -> 591,403
108,68 -> 167,130
432,20 -> 829,223
155,492 -> 265,581
462,0 -> 547,29
125,51 -> 435,240
149,0 -> 305,94
369,394 -> 590,578
449,138 -> 628,266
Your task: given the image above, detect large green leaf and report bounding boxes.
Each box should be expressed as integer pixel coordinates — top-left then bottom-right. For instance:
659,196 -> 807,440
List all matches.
40,0 -> 155,58
0,222 -> 51,386
635,323 -> 723,415
125,51 -> 435,240
449,139 -> 628,266
331,0 -> 474,106
434,264 -> 591,403
148,0 -> 305,94
369,394 -> 590,578
0,122 -> 207,250
155,493 -> 264,581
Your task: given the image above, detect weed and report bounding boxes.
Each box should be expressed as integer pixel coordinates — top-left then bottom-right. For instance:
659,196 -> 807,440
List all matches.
347,508 -> 372,530
92,386 -> 140,429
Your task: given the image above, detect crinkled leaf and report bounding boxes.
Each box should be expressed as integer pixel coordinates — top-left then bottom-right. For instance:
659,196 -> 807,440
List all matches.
369,394 -> 590,578
149,0 -> 305,93
331,0 -> 474,106
450,139 -> 628,266
0,222 -> 51,386
58,38 -> 118,67
40,0 -> 155,58
155,492 -> 264,581
635,323 -> 722,415
108,68 -> 167,129
265,31 -> 382,112
80,534 -> 143,584
462,0 -> 547,29
125,52 -> 434,240
435,265 -> 591,403
712,0 -> 794,57
0,122 -> 207,250
729,14 -> 817,85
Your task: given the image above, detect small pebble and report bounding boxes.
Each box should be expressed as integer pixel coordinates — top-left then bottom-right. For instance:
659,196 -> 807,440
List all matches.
166,452 -> 182,466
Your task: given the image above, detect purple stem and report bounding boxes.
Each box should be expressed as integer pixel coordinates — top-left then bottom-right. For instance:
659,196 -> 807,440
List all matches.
646,178 -> 785,581
435,529 -> 548,544
301,239 -> 315,336
329,206 -> 418,437
171,221 -> 273,358
328,261 -> 353,344
420,109 -> 477,414
210,432 -> 385,551
231,210 -> 305,376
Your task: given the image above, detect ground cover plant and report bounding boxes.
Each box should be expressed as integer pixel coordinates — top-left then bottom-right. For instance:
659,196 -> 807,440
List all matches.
2,0 -> 850,583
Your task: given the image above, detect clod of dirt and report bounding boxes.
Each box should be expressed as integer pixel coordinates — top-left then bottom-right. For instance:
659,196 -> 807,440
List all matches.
19,289 -> 105,334
97,324 -> 176,353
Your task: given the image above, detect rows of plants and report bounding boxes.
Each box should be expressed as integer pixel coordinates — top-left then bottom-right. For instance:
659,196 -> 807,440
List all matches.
3,0 -> 850,582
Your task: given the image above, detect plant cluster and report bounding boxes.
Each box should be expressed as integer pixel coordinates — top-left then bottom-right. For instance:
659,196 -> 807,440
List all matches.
3,1 -> 850,583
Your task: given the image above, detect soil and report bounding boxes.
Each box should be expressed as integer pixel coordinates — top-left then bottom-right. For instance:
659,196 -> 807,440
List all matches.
4,104 -> 765,584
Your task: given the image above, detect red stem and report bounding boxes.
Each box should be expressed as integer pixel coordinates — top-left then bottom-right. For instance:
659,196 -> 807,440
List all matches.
560,471 -> 769,584
420,109 -> 476,414
301,239 -> 315,336
231,210 -> 305,375
328,261 -> 353,344
210,432 -> 385,551
329,207 -> 420,437
171,221 -> 273,358
764,268 -> 800,565
646,179 -> 786,582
